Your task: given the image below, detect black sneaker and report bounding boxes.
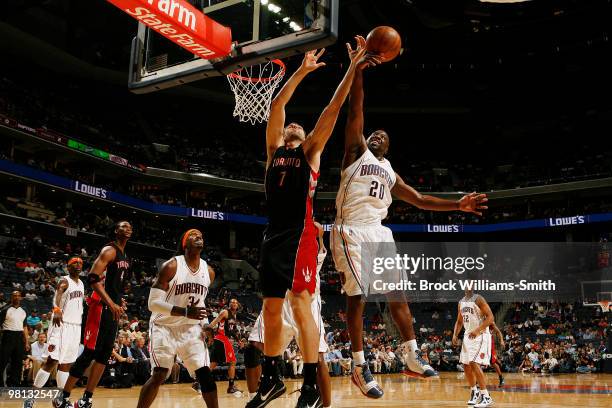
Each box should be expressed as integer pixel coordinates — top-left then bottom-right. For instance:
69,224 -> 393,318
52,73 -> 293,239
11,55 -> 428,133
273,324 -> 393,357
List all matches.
22,398 -> 35,408
73,398 -> 92,408
51,397 -> 71,408
192,381 -> 201,394
498,376 -> 505,387
227,384 -> 242,394
245,378 -> 286,408
295,385 -> 322,408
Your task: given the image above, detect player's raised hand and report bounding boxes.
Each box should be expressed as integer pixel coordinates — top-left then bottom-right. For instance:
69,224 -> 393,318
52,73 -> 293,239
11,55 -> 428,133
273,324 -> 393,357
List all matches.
300,49 -> 326,73
186,306 -> 208,320
346,35 -> 381,70
458,192 -> 488,216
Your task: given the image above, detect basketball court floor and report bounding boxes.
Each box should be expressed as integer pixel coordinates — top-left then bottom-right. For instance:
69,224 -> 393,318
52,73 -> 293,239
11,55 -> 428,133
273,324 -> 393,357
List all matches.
3,372 -> 609,407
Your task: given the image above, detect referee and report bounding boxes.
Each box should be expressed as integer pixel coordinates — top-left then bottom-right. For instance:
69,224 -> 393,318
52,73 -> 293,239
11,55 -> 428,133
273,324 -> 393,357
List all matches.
0,291 -> 30,386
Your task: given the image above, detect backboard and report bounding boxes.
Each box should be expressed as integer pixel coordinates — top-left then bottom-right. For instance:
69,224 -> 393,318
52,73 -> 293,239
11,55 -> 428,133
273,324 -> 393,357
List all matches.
128,0 -> 338,93
581,280 -> 612,312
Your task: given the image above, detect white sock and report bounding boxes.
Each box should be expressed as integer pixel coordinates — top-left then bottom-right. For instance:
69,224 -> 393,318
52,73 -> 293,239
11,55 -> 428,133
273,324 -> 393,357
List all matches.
248,392 -> 256,399
471,385 -> 478,392
352,351 -> 365,366
57,370 -> 70,389
406,339 -> 418,353
34,369 -> 51,388
481,389 -> 489,397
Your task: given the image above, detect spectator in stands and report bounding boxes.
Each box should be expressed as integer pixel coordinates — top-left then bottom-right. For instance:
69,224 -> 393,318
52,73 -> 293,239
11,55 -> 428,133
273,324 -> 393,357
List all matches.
40,281 -> 54,298
519,355 -> 534,373
25,278 -> 36,292
0,291 -> 29,387
382,346 -> 396,373
371,347 -> 382,374
117,334 -> 136,386
26,309 -> 41,327
541,352 -> 559,374
0,293 -> 6,308
28,332 -> 48,383
325,345 -> 341,377
25,290 -> 38,301
576,350 -> 596,374
40,313 -> 51,331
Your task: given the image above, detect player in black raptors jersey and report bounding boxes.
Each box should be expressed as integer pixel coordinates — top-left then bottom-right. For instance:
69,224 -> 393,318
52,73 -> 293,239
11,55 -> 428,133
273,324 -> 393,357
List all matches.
53,221 -> 132,408
247,41 -> 376,408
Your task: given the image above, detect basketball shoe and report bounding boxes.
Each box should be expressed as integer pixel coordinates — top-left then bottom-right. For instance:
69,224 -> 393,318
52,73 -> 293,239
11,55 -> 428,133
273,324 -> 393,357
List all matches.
245,376 -> 286,408
467,387 -> 481,405
399,346 -> 438,378
475,394 -> 494,407
295,384 -> 322,408
351,363 -> 384,398
51,397 -> 71,408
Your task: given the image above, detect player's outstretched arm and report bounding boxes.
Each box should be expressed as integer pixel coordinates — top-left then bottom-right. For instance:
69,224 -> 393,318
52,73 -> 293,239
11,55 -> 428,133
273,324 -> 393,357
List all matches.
452,303 -> 463,346
343,36 -> 380,170
392,173 -> 488,215
303,39 -> 375,172
468,296 -> 495,339
266,49 -> 326,167
148,258 -> 207,320
89,245 -> 124,320
208,309 -> 228,328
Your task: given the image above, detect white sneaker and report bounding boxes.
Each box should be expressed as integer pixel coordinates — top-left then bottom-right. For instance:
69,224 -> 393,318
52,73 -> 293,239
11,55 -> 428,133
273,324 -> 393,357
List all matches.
401,350 -> 438,377
467,389 -> 481,406
475,394 -> 494,407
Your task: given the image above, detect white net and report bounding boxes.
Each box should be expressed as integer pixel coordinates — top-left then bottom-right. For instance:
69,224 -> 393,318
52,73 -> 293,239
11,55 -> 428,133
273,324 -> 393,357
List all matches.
226,60 -> 286,125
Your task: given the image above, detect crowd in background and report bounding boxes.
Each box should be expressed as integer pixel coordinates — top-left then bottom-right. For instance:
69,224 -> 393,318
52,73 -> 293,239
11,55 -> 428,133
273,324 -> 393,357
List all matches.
0,230 -> 609,389
3,70 -> 612,194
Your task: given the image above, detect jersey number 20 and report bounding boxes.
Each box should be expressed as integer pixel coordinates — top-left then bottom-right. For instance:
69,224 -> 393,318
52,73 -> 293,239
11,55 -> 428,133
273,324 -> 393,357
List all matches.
369,181 -> 385,199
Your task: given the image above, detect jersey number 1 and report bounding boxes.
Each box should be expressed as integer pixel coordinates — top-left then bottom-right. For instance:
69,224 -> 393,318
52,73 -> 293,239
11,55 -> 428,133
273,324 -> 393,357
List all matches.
369,181 -> 385,199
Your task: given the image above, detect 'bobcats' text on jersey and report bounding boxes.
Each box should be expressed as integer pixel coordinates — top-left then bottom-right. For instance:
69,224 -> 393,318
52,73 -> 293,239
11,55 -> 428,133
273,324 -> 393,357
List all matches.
151,255 -> 210,327
336,149 -> 396,225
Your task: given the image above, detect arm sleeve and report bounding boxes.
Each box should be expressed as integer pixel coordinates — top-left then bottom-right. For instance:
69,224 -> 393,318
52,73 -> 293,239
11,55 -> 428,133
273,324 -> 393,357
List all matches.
148,288 -> 173,315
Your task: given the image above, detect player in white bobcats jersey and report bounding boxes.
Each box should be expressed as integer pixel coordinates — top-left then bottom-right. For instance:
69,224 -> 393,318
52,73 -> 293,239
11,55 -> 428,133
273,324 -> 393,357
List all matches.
27,257 -> 84,407
453,289 -> 495,407
246,222 -> 331,408
136,229 -> 218,408
331,35 -> 489,399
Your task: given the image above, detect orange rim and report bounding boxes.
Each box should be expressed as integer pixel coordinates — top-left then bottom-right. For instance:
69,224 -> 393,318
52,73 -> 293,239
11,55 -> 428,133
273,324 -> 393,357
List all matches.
227,59 -> 286,83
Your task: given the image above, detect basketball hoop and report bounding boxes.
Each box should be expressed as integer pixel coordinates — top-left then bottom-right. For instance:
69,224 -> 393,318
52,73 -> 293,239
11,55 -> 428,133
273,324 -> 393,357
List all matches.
597,300 -> 610,313
227,59 -> 286,125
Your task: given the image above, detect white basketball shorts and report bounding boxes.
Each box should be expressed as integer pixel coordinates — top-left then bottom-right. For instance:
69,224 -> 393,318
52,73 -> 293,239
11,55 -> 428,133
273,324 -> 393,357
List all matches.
42,322 -> 81,364
460,331 -> 492,366
331,222 -> 402,297
149,323 -> 209,375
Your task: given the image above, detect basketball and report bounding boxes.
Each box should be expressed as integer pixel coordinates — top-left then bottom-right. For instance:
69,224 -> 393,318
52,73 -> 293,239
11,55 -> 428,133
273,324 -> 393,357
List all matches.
365,26 -> 402,63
